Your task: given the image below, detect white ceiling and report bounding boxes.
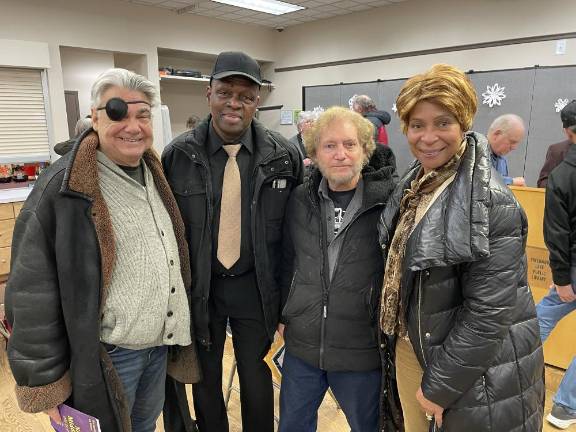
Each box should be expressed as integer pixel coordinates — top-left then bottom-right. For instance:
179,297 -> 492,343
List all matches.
124,0 -> 409,29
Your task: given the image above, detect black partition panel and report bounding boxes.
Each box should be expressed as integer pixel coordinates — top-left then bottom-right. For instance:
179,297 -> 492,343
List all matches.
526,67 -> 576,186
377,79 -> 411,173
469,68 -> 535,183
339,82 -> 379,108
303,65 -> 576,184
304,85 -> 341,111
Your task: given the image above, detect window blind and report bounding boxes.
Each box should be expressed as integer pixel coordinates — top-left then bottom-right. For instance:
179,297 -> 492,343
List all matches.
0,67 -> 50,163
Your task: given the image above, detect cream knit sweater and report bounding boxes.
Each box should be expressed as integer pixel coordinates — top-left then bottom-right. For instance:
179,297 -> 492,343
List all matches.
98,152 -> 191,349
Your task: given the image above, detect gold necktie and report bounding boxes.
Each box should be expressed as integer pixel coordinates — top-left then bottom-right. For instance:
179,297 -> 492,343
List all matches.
217,144 -> 242,269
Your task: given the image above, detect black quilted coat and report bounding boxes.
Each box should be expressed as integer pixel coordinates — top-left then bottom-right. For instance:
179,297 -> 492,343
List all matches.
378,132 -> 544,431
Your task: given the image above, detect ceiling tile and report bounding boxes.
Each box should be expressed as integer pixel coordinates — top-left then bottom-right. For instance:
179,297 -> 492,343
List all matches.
348,3 -> 372,11
332,0 -> 360,8
299,0 -> 324,6
131,0 -> 163,4
197,9 -> 225,16
232,8 -> 257,16
158,0 -> 190,8
122,0 -> 411,28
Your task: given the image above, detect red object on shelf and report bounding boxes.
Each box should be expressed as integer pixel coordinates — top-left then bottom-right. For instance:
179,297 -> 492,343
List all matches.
23,164 -> 36,178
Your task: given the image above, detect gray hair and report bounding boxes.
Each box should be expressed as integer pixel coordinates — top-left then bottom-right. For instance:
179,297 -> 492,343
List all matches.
488,114 -> 525,134
90,68 -> 159,108
351,94 -> 377,112
74,117 -> 92,136
297,110 -> 316,126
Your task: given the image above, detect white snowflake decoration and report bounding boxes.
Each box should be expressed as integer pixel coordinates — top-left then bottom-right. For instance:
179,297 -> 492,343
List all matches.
482,83 -> 506,108
554,98 -> 569,113
312,106 -> 325,116
348,95 -> 358,110
392,103 -> 397,113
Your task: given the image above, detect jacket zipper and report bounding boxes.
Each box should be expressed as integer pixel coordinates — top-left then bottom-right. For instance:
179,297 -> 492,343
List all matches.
185,150 -> 213,347
319,201 -> 385,369
417,271 -> 428,367
482,375 -> 493,431
318,202 -> 328,370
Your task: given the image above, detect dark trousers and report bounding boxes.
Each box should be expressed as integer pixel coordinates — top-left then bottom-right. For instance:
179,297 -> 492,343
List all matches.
193,271 -> 274,432
279,351 -> 381,432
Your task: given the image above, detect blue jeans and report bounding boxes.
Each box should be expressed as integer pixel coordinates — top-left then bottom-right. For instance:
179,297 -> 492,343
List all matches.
107,345 -> 168,432
536,284 -> 576,413
279,351 -> 381,432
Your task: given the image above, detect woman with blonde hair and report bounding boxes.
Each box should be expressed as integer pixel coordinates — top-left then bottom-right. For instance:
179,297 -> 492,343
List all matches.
378,64 -> 544,431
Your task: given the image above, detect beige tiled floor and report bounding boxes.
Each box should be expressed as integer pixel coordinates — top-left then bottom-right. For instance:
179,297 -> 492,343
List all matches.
0,338 -> 569,431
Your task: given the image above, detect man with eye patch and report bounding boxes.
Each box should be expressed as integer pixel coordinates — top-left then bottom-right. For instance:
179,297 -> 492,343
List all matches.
5,68 -> 200,432
162,51 -> 303,432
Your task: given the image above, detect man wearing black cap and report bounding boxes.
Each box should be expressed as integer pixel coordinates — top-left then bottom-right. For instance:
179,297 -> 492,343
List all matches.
162,51 -> 303,432
537,99 -> 576,429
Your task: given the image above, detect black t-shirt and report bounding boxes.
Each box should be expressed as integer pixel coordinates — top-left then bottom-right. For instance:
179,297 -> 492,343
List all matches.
118,163 -> 145,186
328,188 -> 356,235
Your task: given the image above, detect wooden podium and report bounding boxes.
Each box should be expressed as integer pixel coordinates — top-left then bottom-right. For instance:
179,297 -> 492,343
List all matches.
511,186 -> 575,370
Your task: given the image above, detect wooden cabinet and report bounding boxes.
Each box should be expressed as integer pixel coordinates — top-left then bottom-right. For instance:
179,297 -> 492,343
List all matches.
0,247 -> 10,276
0,201 -> 24,280
512,187 -> 576,370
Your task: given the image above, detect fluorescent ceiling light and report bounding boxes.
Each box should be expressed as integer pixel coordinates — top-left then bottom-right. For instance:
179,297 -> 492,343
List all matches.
211,0 -> 304,15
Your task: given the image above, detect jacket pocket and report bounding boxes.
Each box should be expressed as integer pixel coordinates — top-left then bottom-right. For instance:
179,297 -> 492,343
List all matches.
366,274 -> 382,321
170,181 -> 206,228
281,271 -> 298,319
260,176 -> 295,222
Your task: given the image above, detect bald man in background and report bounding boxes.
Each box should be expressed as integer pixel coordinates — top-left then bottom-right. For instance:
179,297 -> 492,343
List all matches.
487,114 -> 526,186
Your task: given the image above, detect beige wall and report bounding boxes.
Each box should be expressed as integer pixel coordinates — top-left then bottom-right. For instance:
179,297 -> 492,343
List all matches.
267,0 -> 576,136
0,0 -> 276,153
0,39 -> 50,68
60,47 -> 115,119
1,0 -> 576,148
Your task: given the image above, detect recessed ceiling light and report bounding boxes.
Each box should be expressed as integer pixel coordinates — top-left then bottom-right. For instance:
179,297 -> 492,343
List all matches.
211,0 -> 304,15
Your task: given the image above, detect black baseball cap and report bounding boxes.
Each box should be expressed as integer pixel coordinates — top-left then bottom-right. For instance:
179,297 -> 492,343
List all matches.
561,100 -> 576,129
211,51 -> 262,86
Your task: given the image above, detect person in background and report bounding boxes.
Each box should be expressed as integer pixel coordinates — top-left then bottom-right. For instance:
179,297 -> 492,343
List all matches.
537,101 -> 576,430
537,101 -> 576,188
5,68 -> 200,432
278,106 -> 396,432
378,64 -> 544,431
162,51 -> 303,432
289,110 -> 316,166
486,114 -> 526,186
53,116 -> 92,156
186,115 -> 201,130
351,94 -> 391,145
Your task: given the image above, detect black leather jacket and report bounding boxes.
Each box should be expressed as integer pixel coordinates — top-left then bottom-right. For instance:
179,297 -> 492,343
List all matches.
378,132 -> 544,431
162,117 -> 303,347
6,131 -> 199,432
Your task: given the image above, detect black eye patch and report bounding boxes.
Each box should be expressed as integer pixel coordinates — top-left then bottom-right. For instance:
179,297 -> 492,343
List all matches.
97,98 -> 151,121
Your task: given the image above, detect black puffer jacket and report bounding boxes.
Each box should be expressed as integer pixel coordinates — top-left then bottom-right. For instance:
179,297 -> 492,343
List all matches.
281,146 -> 397,371
162,117 -> 303,346
378,132 -> 544,431
544,143 -> 576,286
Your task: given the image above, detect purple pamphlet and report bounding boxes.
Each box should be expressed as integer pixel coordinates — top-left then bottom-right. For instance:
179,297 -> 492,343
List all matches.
50,404 -> 101,432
